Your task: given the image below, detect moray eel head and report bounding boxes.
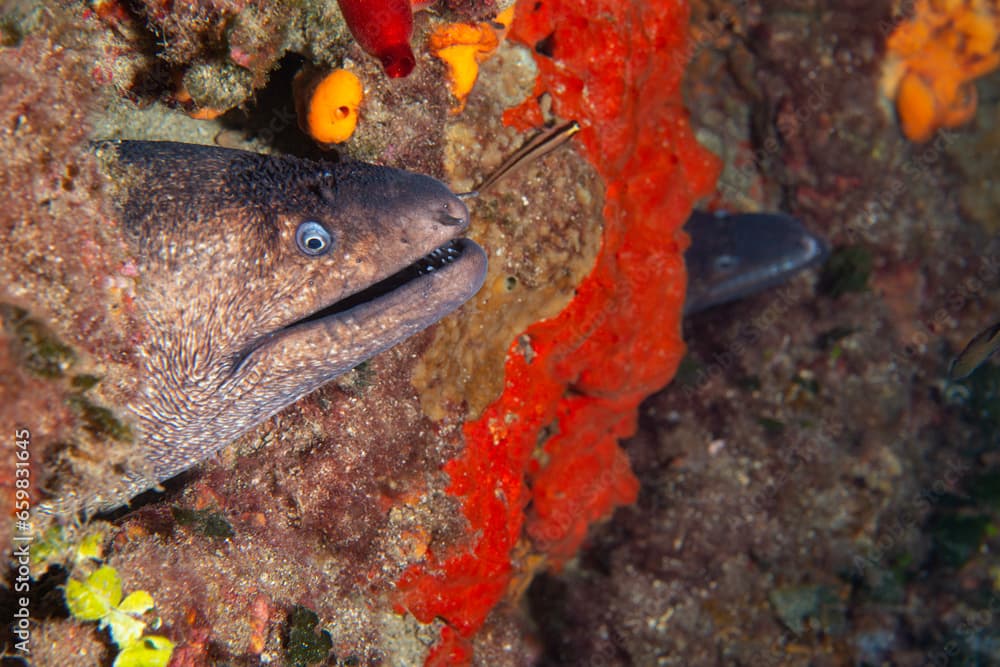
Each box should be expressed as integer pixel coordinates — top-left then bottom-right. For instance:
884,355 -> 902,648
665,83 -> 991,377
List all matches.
684,210 -> 828,315
99,141 -> 486,501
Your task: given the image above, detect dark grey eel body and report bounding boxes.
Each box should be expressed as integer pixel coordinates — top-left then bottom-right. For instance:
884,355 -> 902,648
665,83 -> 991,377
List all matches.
684,210 -> 829,315
84,141 -> 487,509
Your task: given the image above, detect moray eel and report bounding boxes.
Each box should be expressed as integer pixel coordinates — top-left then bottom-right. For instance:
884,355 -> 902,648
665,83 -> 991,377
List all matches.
684,210 -> 829,315
92,141 -> 487,508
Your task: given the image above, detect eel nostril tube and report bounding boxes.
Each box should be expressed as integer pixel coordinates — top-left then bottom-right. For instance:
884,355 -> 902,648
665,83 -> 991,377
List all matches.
439,198 -> 470,227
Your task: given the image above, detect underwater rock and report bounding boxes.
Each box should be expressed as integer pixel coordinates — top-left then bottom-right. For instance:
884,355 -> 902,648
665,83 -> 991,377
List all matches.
0,15 -> 144,554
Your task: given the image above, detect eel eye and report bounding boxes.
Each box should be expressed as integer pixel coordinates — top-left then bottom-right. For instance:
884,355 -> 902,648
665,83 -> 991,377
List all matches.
295,221 -> 332,256
713,254 -> 740,273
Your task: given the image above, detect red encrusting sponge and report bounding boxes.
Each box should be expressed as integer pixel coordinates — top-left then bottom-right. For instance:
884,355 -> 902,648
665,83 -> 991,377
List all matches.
395,0 -> 722,662
336,0 -> 416,78
395,0 -> 719,667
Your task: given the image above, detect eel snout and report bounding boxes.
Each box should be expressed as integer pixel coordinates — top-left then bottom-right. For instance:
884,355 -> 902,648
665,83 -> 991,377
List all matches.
684,210 -> 829,315
392,170 -> 471,228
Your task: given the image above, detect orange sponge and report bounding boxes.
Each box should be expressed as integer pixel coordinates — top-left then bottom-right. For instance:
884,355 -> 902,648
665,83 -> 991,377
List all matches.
883,0 -> 1000,142
429,6 -> 515,112
294,68 -> 364,145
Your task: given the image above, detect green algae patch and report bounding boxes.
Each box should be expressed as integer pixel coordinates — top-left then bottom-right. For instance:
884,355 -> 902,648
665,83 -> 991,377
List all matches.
672,355 -> 703,388
171,506 -> 235,539
285,605 -> 333,667
68,394 -> 134,442
818,246 -> 872,298
71,373 -> 102,390
930,514 -> 993,568
969,471 -> 1000,510
0,13 -> 25,47
768,584 -> 846,635
0,302 -> 77,377
0,303 -> 134,442
334,360 -> 376,394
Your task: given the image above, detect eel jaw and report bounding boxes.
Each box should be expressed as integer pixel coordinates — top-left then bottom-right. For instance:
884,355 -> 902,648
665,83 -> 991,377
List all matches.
230,237 -> 488,384
294,238 -> 480,328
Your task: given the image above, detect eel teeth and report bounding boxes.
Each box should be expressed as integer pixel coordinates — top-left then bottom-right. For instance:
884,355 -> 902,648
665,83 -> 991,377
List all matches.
416,239 -> 463,275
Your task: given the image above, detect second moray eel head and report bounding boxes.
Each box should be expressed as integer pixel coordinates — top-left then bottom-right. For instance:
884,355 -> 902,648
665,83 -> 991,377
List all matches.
100,141 -> 486,501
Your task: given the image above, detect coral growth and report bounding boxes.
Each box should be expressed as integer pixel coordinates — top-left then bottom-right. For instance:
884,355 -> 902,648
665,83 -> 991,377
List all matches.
87,0 -> 513,118
100,0 -> 293,110
883,0 -> 1000,142
429,6 -> 514,111
396,0 -> 720,655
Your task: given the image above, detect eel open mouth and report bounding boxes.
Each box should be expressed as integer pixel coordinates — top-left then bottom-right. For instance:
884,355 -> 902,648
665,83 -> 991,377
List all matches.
229,237 -> 486,378
299,238 -> 475,326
